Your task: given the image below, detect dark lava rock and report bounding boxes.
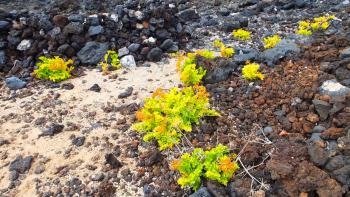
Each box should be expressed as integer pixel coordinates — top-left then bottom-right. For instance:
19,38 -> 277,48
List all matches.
89,84 -> 101,92
222,19 -> 241,32
90,173 -> 105,181
128,43 -> 140,52
325,155 -> 346,171
88,25 -> 104,36
145,149 -> 161,167
63,22 -> 84,35
312,99 -> 332,121
206,180 -> 228,197
160,39 -> 178,53
340,47 -> 350,59
0,50 -> 6,65
308,143 -> 329,166
61,83 -> 75,90
118,87 -> 133,99
202,58 -> 238,84
9,156 -> 33,173
147,47 -> 163,62
234,48 -> 260,63
105,153 -> 122,169
189,187 -> 212,197
0,20 -> 10,31
177,9 -> 199,22
72,136 -> 85,147
39,124 -> 64,137
77,42 -> 108,65
68,14 -> 84,22
9,171 -> 19,181
53,15 -> 69,27
262,39 -> 300,66
0,138 -> 9,146
5,77 -> 27,90
332,165 -> 350,185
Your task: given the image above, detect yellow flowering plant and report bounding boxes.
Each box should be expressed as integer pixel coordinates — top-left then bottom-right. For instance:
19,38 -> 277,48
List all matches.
171,144 -> 239,190
34,56 -> 74,82
98,50 -> 121,74
232,29 -> 251,41
296,15 -> 336,36
242,63 -> 264,81
263,35 -> 281,49
132,85 -> 219,150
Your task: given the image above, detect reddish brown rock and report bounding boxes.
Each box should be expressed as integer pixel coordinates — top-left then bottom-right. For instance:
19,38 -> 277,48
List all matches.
321,127 -> 344,140
53,15 -> 69,27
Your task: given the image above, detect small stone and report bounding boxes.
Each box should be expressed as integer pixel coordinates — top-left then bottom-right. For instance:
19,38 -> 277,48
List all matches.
308,143 -> 328,166
321,127 -> 344,140
120,55 -> 136,67
53,15 -> 69,27
306,113 -> 319,123
312,99 -> 332,121
90,173 -> 105,181
89,84 -> 101,92
88,25 -> 104,36
263,127 -> 273,134
312,125 -> 326,133
189,187 -> 212,197
325,155 -> 346,171
118,47 -> 129,57
147,47 -> 163,62
63,22 -> 84,35
5,77 -> 27,90
39,124 -> 64,137
340,47 -> 350,59
320,79 -> 350,98
0,138 -> 9,146
34,165 -> 45,174
105,153 -> 122,169
9,156 -> 33,173
77,42 -> 108,65
128,43 -> 140,52
0,20 -> 10,31
177,9 -> 199,22
254,96 -> 266,105
72,136 -> 85,147
61,83 -> 74,90
0,50 -> 6,65
160,39 -> 178,53
17,39 -> 32,51
118,87 -> 133,99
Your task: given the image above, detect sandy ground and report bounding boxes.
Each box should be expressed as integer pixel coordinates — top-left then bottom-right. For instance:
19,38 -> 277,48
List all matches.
0,59 -> 180,197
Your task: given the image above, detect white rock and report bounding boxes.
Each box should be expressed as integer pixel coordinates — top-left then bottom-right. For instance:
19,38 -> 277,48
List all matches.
17,39 -> 32,51
121,55 -> 136,67
320,79 -> 350,97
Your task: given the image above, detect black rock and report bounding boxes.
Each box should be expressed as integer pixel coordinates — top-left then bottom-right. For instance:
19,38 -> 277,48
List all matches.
207,180 -> 228,197
145,149 -> 161,167
61,83 -> 75,90
0,20 -> 10,31
340,47 -> 350,59
9,171 -> 19,181
63,22 -> 84,35
105,153 -> 122,169
89,84 -> 101,92
160,39 -> 178,53
88,25 -> 104,36
312,99 -> 332,121
5,77 -> 27,90
262,39 -> 300,66
128,43 -> 141,52
39,124 -> 64,137
332,165 -> 350,185
189,187 -> 212,197
234,48 -> 260,63
77,42 -> 108,65
147,47 -> 163,62
72,136 -> 85,147
203,59 -> 238,84
177,9 -> 199,22
68,14 -> 84,22
0,50 -> 6,65
9,156 -> 33,173
0,138 -> 9,146
325,155 -> 346,171
223,19 -> 241,32
118,87 -> 133,99
308,143 -> 329,166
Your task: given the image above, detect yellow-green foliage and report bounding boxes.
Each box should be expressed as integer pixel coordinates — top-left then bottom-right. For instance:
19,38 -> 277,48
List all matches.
34,56 -> 74,82
132,86 -> 219,150
213,39 -> 224,48
171,144 -> 239,190
232,29 -> 251,41
242,63 -> 264,81
263,35 -> 281,49
98,50 -> 121,74
177,50 -> 215,86
296,15 -> 335,36
220,46 -> 235,58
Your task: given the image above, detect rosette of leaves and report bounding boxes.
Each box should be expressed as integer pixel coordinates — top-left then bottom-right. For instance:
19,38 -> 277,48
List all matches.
171,144 -> 239,191
232,29 -> 251,41
242,63 -> 264,81
212,39 -> 235,58
262,35 -> 281,49
296,15 -> 336,36
34,56 -> 74,82
98,50 -> 121,74
132,86 -> 219,150
176,50 -> 215,86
